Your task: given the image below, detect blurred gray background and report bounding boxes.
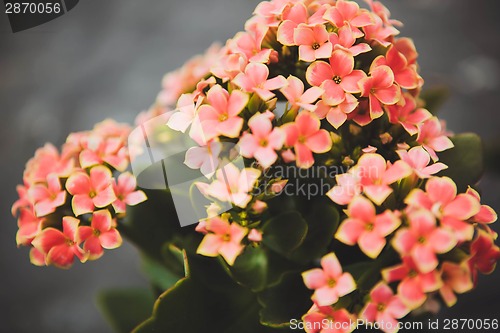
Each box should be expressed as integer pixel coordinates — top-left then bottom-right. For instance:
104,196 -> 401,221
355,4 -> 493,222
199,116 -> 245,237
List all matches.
1,1 -> 499,332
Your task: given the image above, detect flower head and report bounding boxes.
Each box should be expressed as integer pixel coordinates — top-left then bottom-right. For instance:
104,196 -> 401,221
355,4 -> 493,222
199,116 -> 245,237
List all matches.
78,210 -> 122,260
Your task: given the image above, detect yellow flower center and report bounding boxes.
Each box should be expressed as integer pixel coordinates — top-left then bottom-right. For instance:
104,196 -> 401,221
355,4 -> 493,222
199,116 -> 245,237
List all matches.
219,113 -> 228,122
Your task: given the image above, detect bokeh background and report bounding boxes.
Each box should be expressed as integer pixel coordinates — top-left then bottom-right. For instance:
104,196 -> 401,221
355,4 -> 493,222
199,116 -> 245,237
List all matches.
1,0 -> 500,332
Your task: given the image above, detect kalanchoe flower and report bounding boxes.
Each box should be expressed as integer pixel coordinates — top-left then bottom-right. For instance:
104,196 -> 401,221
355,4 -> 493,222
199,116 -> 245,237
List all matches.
306,50 -> 366,107
197,85 -> 248,140
24,143 -> 74,184
302,253 -> 356,306
417,117 -> 454,161
383,256 -> 442,310
205,162 -> 261,209
465,187 -> 497,224
314,94 -> 359,129
78,210 -> 122,260
327,172 -> 362,206
28,173 -> 66,217
184,140 -> 222,178
230,30 -> 277,64
363,12 -> 399,47
330,25 -> 371,56
372,45 -> 419,89
78,134 -> 129,172
361,283 -> 409,333
112,172 -> 147,214
31,216 -> 87,269
387,94 -> 431,136
233,62 -> 287,101
276,2 -> 327,46
294,24 -> 333,62
335,196 -> 401,258
302,305 -> 354,333
439,261 -> 473,307
16,208 -> 44,246
239,112 -> 285,168
167,93 -> 202,133
392,209 -> 456,273
282,111 -> 332,168
281,75 -> 324,112
248,229 -> 263,242
323,0 -> 373,38
197,217 -> 248,265
405,176 -> 480,241
396,146 -> 447,179
468,230 -> 500,283
359,65 -> 401,119
66,166 -> 117,216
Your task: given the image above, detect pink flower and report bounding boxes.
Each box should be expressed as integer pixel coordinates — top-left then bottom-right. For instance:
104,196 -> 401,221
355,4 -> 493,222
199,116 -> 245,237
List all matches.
16,207 -> 44,246
112,172 -> 147,214
184,140 -> 222,178
78,210 -> 122,260
167,94 -> 202,133
396,146 -> 447,179
23,143 -> 73,184
31,216 -> 87,269
197,217 -> 248,265
361,283 -> 409,333
282,111 -> 332,168
277,2 -> 327,46
281,75 -> 324,112
306,50 -> 366,106
363,13 -> 399,47
327,172 -> 362,206
230,30 -> 277,63
439,261 -> 473,307
323,0 -> 373,38
294,24 -> 333,62
330,25 -> 371,56
466,187 -> 498,224
302,253 -> 356,306
353,153 -> 412,205
78,134 -> 129,172
206,163 -> 261,208
382,256 -> 442,309
359,65 -> 401,119
233,62 -> 287,101
239,112 -> 285,168
392,209 -> 456,273
335,196 -> 401,258
468,230 -> 500,282
28,173 -> 66,217
372,45 -> 419,89
303,305 -> 354,333
314,94 -> 359,129
248,229 -> 263,242
386,94 -> 431,136
66,166 -> 117,216
405,177 -> 480,241
417,117 -> 454,161
198,85 -> 248,140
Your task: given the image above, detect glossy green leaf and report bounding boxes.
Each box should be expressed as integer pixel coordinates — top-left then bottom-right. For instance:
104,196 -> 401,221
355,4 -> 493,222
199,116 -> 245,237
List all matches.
262,211 -> 308,257
97,288 -> 155,333
141,255 -> 182,291
438,133 -> 484,192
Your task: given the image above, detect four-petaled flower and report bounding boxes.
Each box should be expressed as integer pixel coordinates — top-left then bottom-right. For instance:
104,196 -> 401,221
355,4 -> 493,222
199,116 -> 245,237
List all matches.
302,253 -> 356,306
78,210 -> 122,260
28,173 -> 66,217
323,0 -> 373,38
294,24 -> 333,62
112,172 -> 147,214
359,65 -> 401,119
302,305 -> 354,333
439,261 -> 473,307
396,146 -> 447,179
233,62 -> 287,101
280,75 -> 324,112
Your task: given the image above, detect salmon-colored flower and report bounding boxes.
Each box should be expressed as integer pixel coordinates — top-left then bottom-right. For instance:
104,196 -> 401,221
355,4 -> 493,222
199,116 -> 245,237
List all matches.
382,256 -> 442,309
66,166 -> 116,216
336,196 -> 401,258
112,172 -> 147,214
405,177 -> 480,241
167,93 -> 202,133
303,305 -> 354,333
28,173 -> 66,217
330,25 -> 371,56
184,140 -> 222,178
233,62 -> 287,101
281,75 -> 324,112
359,65 -> 401,119
294,24 -> 333,62
439,261 -> 473,307
230,30 -> 277,64
363,13 -> 399,47
282,111 -> 332,168
392,210 -> 456,273
16,207 -> 44,246
197,217 -> 248,265
23,143 -> 73,184
361,283 -> 409,333
372,45 -> 419,89
306,50 -> 366,106
323,0 -> 373,38
31,216 -> 87,269
198,85 -> 248,140
302,253 -> 356,306
206,163 -> 261,208
387,94 -> 431,136
396,146 -> 447,179
465,187 -> 497,224
327,172 -> 362,206
78,134 -> 129,172
239,112 -> 285,168
314,94 -> 359,129
277,2 -> 327,46
78,210 -> 122,260
416,117 -> 454,161
468,230 -> 500,283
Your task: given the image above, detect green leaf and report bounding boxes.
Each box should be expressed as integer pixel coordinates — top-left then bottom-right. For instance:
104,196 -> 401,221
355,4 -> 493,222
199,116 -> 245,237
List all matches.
227,246 -> 268,291
258,272 -> 312,329
141,255 -> 182,291
420,86 -> 450,115
291,200 -> 340,263
97,288 -> 155,333
438,133 -> 484,192
262,211 -> 308,257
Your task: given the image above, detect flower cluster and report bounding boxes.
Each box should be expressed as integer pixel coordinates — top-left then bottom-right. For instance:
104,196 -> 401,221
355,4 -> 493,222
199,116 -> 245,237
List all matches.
155,0 -> 500,331
12,120 -> 147,268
